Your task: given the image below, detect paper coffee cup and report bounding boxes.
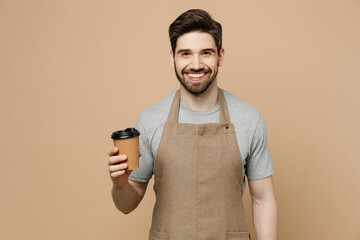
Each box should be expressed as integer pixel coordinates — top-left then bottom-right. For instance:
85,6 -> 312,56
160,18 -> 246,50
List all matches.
111,128 -> 140,170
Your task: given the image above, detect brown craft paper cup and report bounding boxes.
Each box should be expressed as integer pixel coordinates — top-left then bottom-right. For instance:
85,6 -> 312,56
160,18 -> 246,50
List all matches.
111,128 -> 140,170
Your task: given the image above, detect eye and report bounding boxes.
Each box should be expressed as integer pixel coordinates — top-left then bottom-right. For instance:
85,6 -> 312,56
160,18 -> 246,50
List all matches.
202,51 -> 211,55
182,52 -> 190,56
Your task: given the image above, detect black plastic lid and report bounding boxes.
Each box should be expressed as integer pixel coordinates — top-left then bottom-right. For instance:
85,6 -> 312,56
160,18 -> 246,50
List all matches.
111,128 -> 140,139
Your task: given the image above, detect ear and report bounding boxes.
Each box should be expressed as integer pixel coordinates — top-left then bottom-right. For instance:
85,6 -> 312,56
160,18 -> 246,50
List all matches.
170,50 -> 174,68
218,48 -> 225,67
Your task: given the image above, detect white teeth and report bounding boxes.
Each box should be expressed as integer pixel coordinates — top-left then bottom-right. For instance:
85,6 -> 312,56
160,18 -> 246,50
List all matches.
188,73 -> 205,78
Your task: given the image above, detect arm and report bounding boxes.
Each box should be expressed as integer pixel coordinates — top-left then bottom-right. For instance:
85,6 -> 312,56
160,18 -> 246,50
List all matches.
108,147 -> 149,214
248,176 -> 278,240
111,179 -> 148,214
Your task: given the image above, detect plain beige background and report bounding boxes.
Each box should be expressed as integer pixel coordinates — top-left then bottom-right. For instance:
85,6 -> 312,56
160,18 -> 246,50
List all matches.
1,0 -> 360,239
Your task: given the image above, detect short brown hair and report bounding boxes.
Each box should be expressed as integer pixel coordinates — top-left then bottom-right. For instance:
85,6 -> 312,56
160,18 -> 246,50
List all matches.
169,9 -> 222,56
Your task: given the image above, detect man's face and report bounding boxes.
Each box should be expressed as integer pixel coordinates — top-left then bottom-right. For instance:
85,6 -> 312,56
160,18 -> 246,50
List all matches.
171,31 -> 224,95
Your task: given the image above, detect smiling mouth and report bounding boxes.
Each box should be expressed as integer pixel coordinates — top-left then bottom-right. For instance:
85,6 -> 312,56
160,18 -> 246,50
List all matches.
185,72 -> 208,81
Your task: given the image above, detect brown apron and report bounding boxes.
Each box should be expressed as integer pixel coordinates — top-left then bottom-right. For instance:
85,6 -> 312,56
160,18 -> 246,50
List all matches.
149,88 -> 250,240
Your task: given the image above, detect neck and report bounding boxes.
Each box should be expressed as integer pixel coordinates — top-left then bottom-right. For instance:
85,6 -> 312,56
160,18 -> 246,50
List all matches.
179,80 -> 219,111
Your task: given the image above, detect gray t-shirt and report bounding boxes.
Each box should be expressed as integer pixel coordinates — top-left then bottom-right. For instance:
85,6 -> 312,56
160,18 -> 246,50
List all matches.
129,90 -> 274,189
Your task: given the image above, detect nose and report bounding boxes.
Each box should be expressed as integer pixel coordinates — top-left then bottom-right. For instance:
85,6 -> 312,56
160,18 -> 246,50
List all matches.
189,54 -> 203,70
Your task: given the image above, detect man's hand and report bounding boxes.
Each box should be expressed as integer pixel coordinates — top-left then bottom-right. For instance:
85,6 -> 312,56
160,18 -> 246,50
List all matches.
108,147 -> 132,189
108,147 -> 146,214
108,147 -> 141,189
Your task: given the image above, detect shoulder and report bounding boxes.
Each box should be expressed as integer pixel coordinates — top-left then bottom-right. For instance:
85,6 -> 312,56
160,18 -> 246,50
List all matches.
223,90 -> 261,124
140,91 -> 175,121
137,91 -> 176,131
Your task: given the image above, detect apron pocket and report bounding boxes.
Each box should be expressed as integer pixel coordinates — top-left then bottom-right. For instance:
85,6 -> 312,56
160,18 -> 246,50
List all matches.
227,231 -> 250,240
149,229 -> 167,240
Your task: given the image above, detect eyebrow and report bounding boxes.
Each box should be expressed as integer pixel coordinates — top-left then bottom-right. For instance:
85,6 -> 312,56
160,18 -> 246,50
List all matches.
176,48 -> 217,54
176,49 -> 191,54
201,48 -> 216,53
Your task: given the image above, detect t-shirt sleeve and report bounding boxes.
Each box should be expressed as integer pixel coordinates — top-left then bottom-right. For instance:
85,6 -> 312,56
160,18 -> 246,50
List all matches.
245,111 -> 274,180
128,113 -> 154,183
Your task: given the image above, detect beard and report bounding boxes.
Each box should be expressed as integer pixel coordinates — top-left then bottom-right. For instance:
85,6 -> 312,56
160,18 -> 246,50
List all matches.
174,64 -> 219,96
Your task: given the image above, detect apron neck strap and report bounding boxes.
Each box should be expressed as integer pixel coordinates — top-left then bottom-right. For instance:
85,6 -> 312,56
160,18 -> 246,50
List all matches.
167,88 -> 230,124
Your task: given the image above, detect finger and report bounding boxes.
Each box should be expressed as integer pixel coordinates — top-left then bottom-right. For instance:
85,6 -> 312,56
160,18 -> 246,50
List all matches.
109,155 -> 127,165
109,163 -> 128,173
108,147 -> 119,156
110,170 -> 125,178
139,152 -> 142,157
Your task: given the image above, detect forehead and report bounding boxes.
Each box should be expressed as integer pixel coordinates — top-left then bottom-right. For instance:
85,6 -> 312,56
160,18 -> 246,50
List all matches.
176,32 -> 216,51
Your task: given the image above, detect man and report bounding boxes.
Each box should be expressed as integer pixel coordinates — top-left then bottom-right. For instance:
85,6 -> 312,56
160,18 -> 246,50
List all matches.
108,9 -> 278,240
